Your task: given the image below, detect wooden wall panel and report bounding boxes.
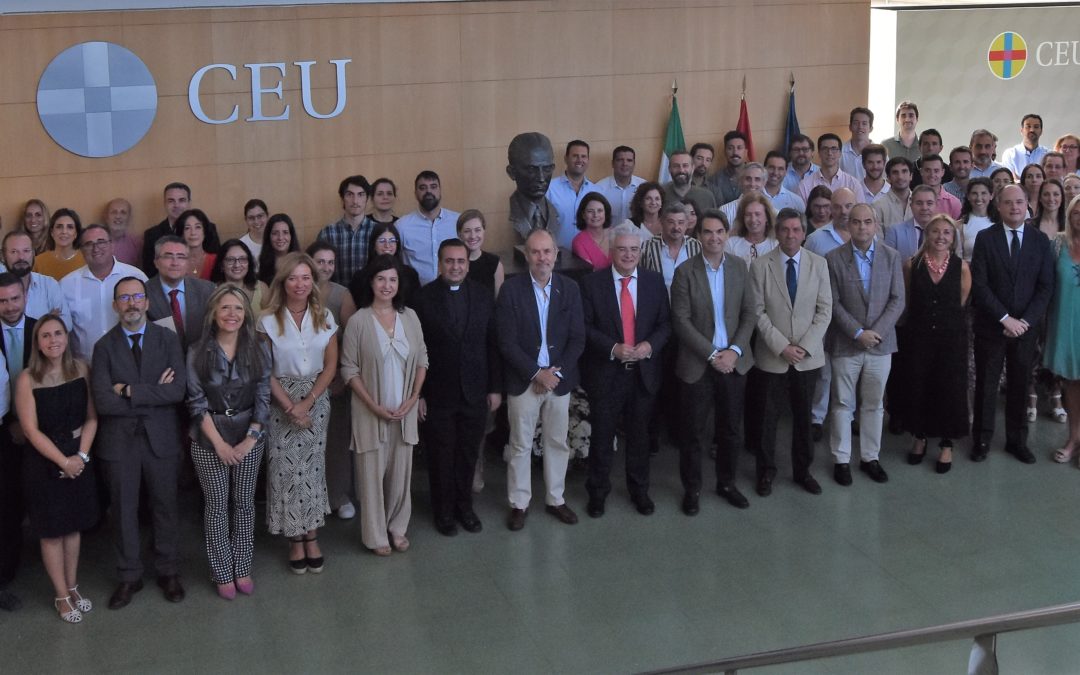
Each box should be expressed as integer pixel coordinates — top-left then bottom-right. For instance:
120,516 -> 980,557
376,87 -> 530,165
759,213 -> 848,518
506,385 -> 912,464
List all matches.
0,0 -> 870,256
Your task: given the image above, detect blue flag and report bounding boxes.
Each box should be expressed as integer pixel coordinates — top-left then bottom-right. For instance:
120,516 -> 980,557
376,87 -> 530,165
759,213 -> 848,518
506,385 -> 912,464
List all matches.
783,82 -> 800,156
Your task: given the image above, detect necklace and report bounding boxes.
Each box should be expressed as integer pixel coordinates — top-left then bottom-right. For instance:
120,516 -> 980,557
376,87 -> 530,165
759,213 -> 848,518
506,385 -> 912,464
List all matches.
924,254 -> 949,276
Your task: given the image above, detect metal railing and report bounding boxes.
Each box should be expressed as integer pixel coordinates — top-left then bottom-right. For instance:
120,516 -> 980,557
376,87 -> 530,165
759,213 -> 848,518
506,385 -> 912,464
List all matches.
642,600 -> 1080,675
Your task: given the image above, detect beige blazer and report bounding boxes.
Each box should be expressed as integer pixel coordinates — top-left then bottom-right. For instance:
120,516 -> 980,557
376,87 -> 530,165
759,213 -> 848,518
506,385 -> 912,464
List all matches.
748,246 -> 833,374
339,306 -> 428,452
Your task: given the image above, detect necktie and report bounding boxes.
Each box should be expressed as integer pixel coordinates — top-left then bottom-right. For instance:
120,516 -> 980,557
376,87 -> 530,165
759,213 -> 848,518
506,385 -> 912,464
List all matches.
530,204 -> 544,232
915,225 -> 924,248
5,326 -> 21,383
750,243 -> 758,259
130,333 -> 142,371
786,258 -> 798,305
169,289 -> 185,344
619,276 -> 635,346
1010,229 -> 1020,264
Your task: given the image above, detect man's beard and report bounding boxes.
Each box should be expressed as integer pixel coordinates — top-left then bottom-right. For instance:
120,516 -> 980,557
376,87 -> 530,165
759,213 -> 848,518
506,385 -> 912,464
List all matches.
9,262 -> 31,278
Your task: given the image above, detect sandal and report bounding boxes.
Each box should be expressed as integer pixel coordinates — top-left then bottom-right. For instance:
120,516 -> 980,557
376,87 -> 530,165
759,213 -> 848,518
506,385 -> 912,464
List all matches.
1053,447 -> 1075,464
289,537 -> 308,575
303,536 -> 324,573
1027,394 -> 1038,423
907,436 -> 927,465
390,534 -> 410,553
1051,394 -> 1068,424
54,596 -> 83,624
68,585 -> 92,613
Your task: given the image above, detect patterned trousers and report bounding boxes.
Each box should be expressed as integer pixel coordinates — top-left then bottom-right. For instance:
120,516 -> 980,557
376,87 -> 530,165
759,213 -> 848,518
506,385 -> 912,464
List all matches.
190,439 -> 264,584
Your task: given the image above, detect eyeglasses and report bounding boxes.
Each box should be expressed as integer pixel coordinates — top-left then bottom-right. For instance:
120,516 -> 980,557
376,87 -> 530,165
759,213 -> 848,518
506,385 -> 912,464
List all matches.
224,256 -> 248,265
376,237 -> 398,246
157,253 -> 189,262
116,293 -> 146,303
1060,144 -> 1080,151
81,239 -> 111,250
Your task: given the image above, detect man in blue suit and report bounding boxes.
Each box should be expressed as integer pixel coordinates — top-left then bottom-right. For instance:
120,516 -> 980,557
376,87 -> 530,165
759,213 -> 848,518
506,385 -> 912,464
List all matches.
580,223 -> 671,517
884,184 -> 937,261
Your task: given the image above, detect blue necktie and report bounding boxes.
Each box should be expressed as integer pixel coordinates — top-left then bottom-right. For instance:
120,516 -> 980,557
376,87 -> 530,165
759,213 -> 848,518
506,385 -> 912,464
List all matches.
786,258 -> 797,304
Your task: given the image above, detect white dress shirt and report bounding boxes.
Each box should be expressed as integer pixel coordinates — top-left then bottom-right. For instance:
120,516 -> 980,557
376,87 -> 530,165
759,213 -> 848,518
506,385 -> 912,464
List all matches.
397,207 -> 461,286
60,259 -> 148,361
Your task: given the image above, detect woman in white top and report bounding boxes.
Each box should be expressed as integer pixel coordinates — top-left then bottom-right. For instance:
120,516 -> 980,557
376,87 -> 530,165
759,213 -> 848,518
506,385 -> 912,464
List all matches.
957,177 -> 995,262
340,255 -> 427,556
257,252 -> 338,574
724,191 -> 778,264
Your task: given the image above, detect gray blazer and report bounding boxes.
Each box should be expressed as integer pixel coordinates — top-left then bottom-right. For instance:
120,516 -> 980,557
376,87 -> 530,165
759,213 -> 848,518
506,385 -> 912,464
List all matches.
670,253 -> 755,383
145,275 -> 216,349
91,321 -> 187,460
824,242 -> 906,357
884,219 -> 921,261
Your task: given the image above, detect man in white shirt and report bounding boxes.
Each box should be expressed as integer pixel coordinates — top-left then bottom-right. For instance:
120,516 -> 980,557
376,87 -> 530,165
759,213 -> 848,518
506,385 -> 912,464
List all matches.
1,232 -> 70,328
546,140 -> 596,249
841,107 -> 874,180
720,163 -> 767,224
397,171 -> 460,286
969,129 -> 1005,178
763,151 -> 806,213
858,144 -> 890,204
60,224 -> 148,361
1000,114 -> 1049,178
594,145 -> 644,224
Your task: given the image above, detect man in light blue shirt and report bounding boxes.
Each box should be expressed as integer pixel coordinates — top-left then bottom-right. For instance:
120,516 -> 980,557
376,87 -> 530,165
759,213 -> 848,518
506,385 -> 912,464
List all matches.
969,129 -> 1006,178
783,134 -> 819,192
0,231 -> 70,328
594,145 -> 644,224
397,171 -> 461,286
1000,114 -> 1049,178
546,140 -> 596,249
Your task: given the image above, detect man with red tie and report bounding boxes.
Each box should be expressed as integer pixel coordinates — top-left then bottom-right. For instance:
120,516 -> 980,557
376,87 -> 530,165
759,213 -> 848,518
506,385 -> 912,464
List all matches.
145,236 -> 214,351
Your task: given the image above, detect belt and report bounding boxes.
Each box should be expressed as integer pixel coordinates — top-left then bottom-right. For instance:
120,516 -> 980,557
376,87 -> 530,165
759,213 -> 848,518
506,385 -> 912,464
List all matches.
621,361 -> 638,371
209,406 -> 253,418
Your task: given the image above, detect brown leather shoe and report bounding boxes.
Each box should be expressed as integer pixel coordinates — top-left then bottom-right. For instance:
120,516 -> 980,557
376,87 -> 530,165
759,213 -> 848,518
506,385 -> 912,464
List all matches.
108,580 -> 144,610
545,503 -> 578,525
507,508 -> 527,531
156,575 -> 185,603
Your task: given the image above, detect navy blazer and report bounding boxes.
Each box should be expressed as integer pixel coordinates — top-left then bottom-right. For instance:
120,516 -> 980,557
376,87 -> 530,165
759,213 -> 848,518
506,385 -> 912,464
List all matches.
415,278 -> 502,405
580,266 -> 671,395
496,272 -> 585,396
970,222 -> 1055,340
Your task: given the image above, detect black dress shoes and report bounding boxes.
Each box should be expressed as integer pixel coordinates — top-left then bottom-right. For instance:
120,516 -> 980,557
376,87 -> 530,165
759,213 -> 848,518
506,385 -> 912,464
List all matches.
157,575 -> 184,603
456,511 -> 482,533
859,460 -> 889,483
1007,445 -> 1037,464
507,508 -> 527,531
716,485 -> 749,509
586,497 -> 605,518
681,492 -> 700,516
755,475 -> 773,497
796,474 -> 822,495
545,503 -> 579,525
833,463 -> 853,486
435,517 -> 459,536
970,443 -> 989,462
632,494 -> 655,516
811,423 -> 824,442
108,580 -> 143,610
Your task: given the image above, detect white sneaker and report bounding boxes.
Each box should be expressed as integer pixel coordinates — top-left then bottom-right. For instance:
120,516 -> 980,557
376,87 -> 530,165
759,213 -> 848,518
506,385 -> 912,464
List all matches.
337,503 -> 355,520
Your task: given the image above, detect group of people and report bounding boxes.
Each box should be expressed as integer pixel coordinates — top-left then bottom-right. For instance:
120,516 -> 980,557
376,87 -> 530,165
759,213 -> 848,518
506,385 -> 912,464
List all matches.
1,102 -> 1078,627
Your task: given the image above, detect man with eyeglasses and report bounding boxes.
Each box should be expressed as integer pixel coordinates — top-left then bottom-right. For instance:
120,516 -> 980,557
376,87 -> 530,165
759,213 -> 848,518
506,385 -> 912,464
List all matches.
60,224 -> 147,361
783,134 -> 819,193
145,236 -> 214,351
798,133 -> 862,203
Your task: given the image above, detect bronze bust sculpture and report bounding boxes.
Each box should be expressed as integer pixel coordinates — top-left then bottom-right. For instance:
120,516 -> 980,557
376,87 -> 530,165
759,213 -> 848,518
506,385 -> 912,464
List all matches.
507,132 -> 559,242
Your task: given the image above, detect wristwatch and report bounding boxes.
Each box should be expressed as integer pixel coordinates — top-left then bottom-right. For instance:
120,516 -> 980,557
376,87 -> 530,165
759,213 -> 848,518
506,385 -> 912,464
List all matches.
246,427 -> 265,442
77,451 -> 90,464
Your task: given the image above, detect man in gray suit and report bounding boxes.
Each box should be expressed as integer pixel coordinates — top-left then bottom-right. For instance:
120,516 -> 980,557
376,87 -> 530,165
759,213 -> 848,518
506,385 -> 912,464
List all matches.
671,210 -> 756,513
91,277 -> 188,609
824,204 -> 905,486
145,236 -> 215,351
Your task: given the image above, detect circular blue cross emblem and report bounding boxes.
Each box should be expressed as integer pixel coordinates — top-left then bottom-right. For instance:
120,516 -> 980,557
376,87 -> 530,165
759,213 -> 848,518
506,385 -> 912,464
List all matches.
36,42 -> 157,158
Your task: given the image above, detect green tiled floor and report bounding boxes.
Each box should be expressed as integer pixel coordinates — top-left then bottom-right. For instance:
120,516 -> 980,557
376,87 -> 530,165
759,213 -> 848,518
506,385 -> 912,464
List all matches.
3,407 -> 1080,674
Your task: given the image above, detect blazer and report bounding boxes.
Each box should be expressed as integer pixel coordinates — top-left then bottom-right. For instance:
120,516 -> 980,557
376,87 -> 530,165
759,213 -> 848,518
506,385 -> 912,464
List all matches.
580,266 -> 671,395
0,315 -> 35,425
748,246 -> 833,374
91,321 -> 187,460
670,254 -> 756,383
339,307 -> 428,451
884,219 -> 922,261
640,235 -> 702,277
824,242 -> 906,357
415,278 -> 501,406
145,275 -> 216,349
970,222 -> 1055,340
496,271 -> 585,397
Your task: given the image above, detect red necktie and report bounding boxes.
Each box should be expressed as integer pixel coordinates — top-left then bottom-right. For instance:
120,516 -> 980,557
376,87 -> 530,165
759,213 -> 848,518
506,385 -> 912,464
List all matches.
620,276 -> 635,346
169,288 -> 185,344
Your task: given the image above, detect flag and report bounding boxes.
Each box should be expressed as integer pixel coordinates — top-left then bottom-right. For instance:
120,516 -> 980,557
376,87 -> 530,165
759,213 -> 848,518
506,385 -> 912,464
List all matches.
657,92 -> 686,183
783,78 -> 801,156
736,96 -> 755,161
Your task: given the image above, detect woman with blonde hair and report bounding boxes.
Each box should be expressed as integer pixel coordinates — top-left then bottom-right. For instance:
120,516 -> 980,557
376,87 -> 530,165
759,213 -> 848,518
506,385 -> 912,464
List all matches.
724,190 -> 777,263
1048,196 -> 1080,463
19,199 -> 50,254
1054,134 -> 1080,175
257,252 -> 338,574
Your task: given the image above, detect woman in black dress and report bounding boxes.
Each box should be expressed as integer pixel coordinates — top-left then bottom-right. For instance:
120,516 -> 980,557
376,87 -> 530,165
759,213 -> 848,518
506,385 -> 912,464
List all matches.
456,209 -> 504,296
902,214 -> 972,473
16,314 -> 98,623
347,222 -> 420,309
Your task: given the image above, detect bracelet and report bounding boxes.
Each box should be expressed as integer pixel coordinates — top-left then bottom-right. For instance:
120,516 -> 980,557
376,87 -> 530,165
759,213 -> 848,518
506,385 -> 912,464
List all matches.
77,451 -> 90,464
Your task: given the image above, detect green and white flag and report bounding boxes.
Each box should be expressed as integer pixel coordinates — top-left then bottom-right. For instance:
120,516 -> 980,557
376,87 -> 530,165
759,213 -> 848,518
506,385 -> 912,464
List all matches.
657,93 -> 686,183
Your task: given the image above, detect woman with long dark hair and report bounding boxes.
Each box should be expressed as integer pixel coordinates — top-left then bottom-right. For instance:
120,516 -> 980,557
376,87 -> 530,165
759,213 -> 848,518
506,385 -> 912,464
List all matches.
347,222 -> 420,309
174,209 -> 220,280
629,181 -> 664,237
34,209 -> 85,281
257,214 -> 301,286
210,239 -> 270,314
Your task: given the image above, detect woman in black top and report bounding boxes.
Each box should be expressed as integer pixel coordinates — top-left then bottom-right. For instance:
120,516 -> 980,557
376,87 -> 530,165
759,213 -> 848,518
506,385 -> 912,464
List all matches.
456,209 -> 504,296
348,222 -> 420,308
257,213 -> 301,285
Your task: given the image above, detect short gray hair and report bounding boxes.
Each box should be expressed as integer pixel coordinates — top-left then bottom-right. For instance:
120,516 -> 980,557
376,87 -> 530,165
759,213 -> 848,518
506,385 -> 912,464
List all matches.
610,220 -> 646,246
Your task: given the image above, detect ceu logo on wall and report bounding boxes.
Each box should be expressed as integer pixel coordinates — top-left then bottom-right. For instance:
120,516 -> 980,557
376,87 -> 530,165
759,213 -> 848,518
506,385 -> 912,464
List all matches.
36,42 -> 157,158
987,32 -> 1028,80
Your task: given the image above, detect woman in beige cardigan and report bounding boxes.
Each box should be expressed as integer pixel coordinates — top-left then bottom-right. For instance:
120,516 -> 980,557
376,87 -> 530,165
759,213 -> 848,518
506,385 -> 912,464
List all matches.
340,255 -> 427,556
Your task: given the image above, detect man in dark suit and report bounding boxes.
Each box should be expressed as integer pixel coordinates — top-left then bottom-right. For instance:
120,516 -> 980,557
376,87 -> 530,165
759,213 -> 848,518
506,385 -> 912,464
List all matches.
91,277 -> 188,609
671,211 -> 756,514
970,184 -> 1055,463
580,223 -> 670,517
496,228 -> 585,531
824,204 -> 905,484
416,239 -> 502,536
145,236 -> 215,351
0,273 -> 31,612
141,182 -> 190,273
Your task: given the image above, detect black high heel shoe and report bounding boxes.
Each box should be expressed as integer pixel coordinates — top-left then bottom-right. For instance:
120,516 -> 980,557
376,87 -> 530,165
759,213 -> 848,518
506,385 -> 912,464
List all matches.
907,436 -> 927,465
936,441 -> 953,474
303,535 -> 324,573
